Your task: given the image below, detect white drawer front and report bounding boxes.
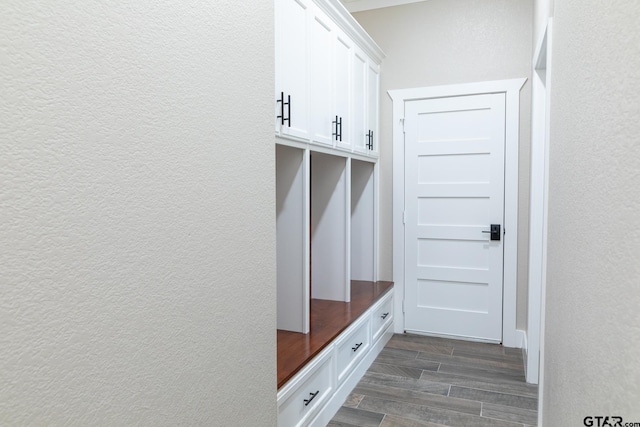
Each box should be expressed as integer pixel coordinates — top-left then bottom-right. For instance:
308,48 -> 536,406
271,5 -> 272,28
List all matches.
278,351 -> 334,427
372,292 -> 393,343
335,317 -> 370,384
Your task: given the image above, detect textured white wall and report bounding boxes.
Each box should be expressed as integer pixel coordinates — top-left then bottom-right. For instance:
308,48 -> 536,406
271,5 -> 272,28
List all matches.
353,0 -> 533,329
0,1 -> 276,425
542,0 -> 640,423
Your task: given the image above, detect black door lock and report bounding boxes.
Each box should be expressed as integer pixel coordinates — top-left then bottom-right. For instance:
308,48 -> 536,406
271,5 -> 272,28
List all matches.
482,224 -> 501,241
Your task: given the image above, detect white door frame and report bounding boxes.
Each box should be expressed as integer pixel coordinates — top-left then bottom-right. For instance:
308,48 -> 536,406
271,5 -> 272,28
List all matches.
528,18 -> 553,392
389,78 -> 526,348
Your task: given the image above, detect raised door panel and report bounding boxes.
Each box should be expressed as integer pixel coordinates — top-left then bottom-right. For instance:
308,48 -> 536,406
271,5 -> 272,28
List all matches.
334,31 -> 352,152
310,7 -> 334,147
276,0 -> 310,141
351,49 -> 367,154
366,61 -> 380,157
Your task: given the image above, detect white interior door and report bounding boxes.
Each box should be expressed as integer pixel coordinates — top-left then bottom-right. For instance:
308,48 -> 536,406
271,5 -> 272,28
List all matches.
404,93 -> 506,342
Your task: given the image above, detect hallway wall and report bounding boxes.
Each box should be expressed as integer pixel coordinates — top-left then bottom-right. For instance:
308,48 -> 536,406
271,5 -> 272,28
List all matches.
0,1 -> 276,425
542,0 -> 640,423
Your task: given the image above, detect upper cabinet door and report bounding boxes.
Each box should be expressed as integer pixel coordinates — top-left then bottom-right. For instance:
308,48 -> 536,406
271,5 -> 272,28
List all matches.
351,48 -> 368,155
276,0 -> 311,140
334,31 -> 352,152
366,61 -> 380,157
309,7 -> 334,147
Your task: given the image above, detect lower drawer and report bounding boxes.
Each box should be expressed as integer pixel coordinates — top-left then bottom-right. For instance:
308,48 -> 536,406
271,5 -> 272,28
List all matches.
278,349 -> 334,427
371,291 -> 393,343
335,315 -> 370,384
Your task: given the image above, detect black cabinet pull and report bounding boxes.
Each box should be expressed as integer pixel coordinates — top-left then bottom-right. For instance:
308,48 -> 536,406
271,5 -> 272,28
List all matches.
381,312 -> 389,319
276,92 -> 291,127
332,116 -> 343,141
352,342 -> 363,352
304,390 -> 319,406
366,130 -> 374,150
276,92 -> 284,125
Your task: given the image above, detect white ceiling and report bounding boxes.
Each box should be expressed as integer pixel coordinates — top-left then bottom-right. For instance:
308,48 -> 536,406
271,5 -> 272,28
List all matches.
340,0 -> 428,13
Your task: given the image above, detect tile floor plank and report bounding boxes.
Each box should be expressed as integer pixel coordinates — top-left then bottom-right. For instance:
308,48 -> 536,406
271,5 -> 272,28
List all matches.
327,422 -> 365,427
344,393 -> 365,408
482,402 -> 539,425
368,362 -> 425,379
373,354 -> 442,372
379,414 -> 448,427
379,347 -> 421,360
386,336 -> 454,355
360,371 -> 451,396
437,362 -> 526,383
357,396 -> 523,427
330,407 -> 385,427
449,386 -> 537,410
353,382 -> 481,416
418,369 -> 537,398
415,350 -> 526,375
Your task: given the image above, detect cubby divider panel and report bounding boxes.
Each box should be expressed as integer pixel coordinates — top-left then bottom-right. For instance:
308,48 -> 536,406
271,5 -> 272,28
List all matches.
311,152 -> 349,302
276,145 -> 310,333
351,159 -> 375,281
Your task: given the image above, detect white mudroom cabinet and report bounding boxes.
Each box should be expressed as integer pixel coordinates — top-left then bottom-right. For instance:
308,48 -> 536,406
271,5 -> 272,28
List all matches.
275,0 -> 390,426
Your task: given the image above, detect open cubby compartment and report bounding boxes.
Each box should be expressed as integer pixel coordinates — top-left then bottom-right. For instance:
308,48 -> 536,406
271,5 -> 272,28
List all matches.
276,145 -> 310,333
311,152 -> 350,302
351,159 -> 376,281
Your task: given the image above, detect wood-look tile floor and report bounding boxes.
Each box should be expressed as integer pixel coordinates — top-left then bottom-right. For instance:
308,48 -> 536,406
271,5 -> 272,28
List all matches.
328,334 -> 538,427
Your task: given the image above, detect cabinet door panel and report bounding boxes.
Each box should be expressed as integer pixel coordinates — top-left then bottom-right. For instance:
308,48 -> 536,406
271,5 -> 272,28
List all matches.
334,33 -> 352,151
366,62 -> 380,157
310,9 -> 334,147
276,0 -> 310,140
351,50 -> 367,154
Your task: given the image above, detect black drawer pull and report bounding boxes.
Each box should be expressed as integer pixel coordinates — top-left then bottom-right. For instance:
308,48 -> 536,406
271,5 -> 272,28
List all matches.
381,312 -> 389,319
304,390 -> 319,407
352,342 -> 363,352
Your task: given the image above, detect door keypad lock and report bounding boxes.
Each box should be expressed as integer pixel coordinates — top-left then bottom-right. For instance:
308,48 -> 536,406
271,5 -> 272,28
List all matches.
482,224 -> 501,241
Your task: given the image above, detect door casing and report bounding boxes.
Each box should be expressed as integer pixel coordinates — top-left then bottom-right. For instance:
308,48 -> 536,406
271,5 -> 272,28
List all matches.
528,19 -> 553,393
389,78 -> 526,348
